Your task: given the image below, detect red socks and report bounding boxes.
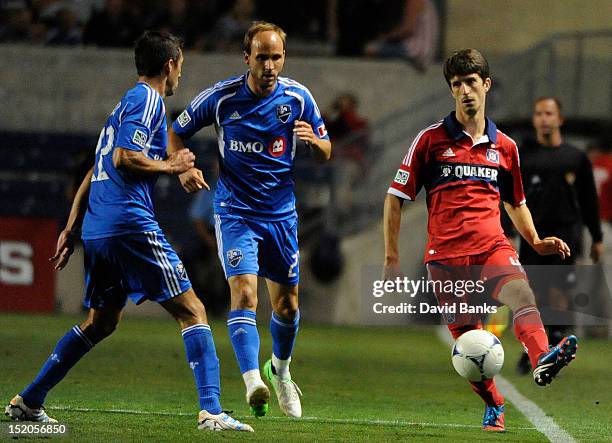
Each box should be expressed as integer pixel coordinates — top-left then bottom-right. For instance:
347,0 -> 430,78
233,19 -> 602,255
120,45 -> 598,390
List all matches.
468,304 -> 548,407
513,304 -> 549,368
470,379 -> 504,406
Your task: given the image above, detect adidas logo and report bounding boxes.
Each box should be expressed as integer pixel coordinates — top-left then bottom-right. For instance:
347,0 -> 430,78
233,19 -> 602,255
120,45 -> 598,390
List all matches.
442,148 -> 455,157
232,327 -> 247,337
229,111 -> 241,119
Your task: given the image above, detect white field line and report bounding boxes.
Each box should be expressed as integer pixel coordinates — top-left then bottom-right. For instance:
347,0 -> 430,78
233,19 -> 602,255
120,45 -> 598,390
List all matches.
49,404 -> 537,431
436,326 -> 576,442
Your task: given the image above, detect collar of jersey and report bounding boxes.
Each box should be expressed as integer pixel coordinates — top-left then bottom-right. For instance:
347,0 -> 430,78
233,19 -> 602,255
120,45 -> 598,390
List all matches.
136,81 -> 160,98
443,111 -> 498,144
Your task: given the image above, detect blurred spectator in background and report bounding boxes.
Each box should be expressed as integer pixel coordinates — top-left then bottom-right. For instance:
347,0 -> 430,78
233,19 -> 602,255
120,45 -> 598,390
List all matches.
259,0 -> 327,42
363,0 -> 439,71
187,160 -> 228,316
153,0 -> 210,50
46,5 -> 81,45
587,139 -> 612,228
324,92 -> 370,217
0,0 -> 42,43
587,138 -> 612,338
328,0 -> 381,56
211,0 -> 256,52
188,0 -> 221,50
514,96 -> 603,374
82,0 -> 142,47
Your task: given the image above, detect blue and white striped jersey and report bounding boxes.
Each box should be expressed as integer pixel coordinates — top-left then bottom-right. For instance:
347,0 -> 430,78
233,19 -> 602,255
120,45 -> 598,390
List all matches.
82,82 -> 167,239
172,73 -> 329,221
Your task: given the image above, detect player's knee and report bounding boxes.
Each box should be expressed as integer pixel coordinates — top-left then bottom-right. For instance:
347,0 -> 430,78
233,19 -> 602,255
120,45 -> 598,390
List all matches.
83,320 -> 118,343
166,291 -> 208,327
273,297 -> 299,320
231,285 -> 257,310
514,282 -> 535,307
179,303 -> 207,327
501,279 -> 535,310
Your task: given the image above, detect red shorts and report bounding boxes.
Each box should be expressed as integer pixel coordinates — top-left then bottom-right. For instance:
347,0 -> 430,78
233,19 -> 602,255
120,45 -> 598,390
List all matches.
425,241 -> 527,338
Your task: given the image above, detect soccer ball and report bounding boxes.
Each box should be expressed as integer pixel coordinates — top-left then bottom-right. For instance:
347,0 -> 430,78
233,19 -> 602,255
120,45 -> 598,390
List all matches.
451,329 -> 504,381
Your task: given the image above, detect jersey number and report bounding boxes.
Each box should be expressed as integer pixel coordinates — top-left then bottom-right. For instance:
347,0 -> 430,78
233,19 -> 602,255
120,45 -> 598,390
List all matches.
288,252 -> 299,278
92,126 -> 114,182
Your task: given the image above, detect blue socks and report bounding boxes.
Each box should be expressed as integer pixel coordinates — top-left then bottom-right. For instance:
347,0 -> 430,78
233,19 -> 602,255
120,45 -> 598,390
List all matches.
226,308 -> 299,383
270,310 -> 300,360
227,310 -> 260,373
21,326 -> 94,408
181,324 -> 221,414
20,323 -> 223,415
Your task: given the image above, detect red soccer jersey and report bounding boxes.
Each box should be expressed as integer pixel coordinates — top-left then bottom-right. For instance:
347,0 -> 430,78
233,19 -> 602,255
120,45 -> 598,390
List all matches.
388,112 -> 526,263
590,152 -> 612,222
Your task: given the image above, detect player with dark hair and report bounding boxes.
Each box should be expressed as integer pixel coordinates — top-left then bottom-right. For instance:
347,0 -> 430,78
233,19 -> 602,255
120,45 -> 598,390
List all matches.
513,96 -> 603,374
5,30 -> 253,433
169,21 -> 331,418
383,48 -> 578,432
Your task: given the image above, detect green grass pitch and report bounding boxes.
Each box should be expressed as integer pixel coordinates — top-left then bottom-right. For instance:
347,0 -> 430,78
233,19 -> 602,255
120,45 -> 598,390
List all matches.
1,313 -> 610,441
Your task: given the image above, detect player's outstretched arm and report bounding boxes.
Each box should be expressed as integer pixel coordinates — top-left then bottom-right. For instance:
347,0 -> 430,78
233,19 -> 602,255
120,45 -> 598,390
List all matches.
503,202 -> 571,259
50,166 -> 94,270
168,127 -> 208,192
294,120 -> 332,162
113,146 -> 195,175
383,193 -> 404,280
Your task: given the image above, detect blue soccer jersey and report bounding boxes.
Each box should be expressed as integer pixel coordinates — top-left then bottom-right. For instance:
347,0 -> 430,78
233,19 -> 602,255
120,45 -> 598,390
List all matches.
82,82 -> 167,240
172,73 -> 329,221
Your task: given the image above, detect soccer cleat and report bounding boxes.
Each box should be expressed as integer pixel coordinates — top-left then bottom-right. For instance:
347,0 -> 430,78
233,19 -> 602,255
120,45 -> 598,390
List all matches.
246,381 -> 270,417
5,395 -> 57,422
197,410 -> 254,432
533,335 -> 578,386
482,403 -> 505,431
263,359 -> 302,418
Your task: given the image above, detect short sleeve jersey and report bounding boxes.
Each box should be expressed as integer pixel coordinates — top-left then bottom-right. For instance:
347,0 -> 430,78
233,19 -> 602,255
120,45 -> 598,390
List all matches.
388,112 -> 525,262
82,82 -> 167,239
172,73 -> 329,221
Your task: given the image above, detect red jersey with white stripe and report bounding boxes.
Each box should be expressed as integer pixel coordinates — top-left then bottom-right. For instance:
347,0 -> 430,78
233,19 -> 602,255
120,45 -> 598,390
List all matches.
591,153 -> 612,222
388,112 -> 525,263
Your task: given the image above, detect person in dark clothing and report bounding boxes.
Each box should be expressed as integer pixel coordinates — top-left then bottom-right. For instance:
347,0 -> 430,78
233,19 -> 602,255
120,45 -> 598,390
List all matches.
514,96 -> 603,374
82,0 -> 142,47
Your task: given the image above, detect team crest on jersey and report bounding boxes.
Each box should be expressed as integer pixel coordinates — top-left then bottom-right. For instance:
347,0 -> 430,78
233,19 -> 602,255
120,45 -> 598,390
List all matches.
486,148 -> 499,164
175,262 -> 188,281
268,136 -> 287,157
394,169 -> 410,185
227,249 -> 243,267
132,129 -> 147,148
276,104 -> 292,123
177,110 -> 191,127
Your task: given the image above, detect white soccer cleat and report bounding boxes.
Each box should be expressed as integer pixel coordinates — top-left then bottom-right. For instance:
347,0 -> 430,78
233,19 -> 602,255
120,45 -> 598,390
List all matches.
245,380 -> 270,417
5,395 -> 57,422
264,359 -> 303,418
197,410 -> 254,432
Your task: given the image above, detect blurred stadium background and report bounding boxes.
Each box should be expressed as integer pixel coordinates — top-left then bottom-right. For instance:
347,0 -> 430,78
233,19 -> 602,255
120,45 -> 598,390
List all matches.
1,0 -> 611,440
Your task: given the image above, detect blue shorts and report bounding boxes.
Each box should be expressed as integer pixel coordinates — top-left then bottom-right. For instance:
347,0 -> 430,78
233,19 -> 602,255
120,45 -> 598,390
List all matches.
82,230 -> 191,309
214,213 -> 299,286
